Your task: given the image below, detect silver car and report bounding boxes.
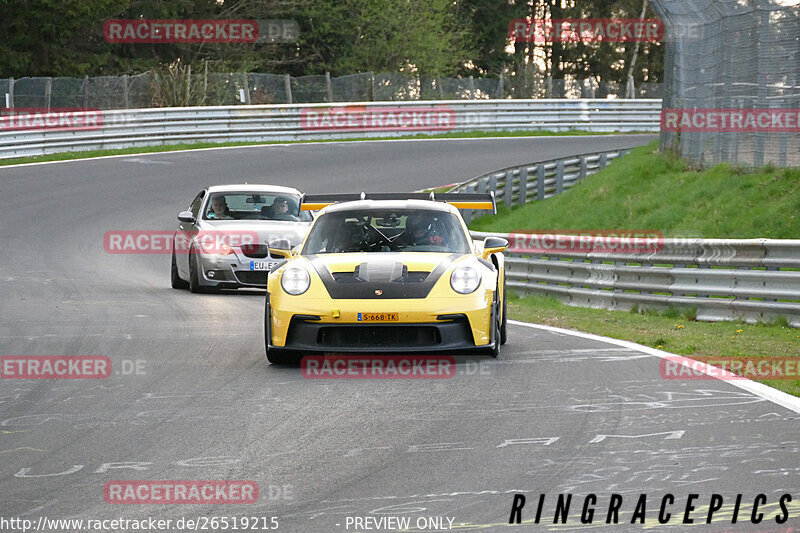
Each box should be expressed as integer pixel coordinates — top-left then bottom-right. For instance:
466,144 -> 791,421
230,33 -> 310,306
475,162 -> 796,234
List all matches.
171,185 -> 313,292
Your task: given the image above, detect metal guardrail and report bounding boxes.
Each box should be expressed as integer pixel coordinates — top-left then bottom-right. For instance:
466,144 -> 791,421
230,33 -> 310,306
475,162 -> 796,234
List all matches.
0,99 -> 661,159
471,230 -> 800,328
448,149 -> 630,223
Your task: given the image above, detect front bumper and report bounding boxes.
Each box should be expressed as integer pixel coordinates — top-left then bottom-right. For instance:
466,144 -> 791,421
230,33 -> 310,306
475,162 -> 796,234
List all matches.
283,317 -> 480,353
267,295 -> 494,352
196,251 -> 282,288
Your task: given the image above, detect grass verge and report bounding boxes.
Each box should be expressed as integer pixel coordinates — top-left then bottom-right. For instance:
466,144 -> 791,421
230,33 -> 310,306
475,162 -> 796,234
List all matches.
0,129 -> 633,168
470,140 -> 800,238
509,293 -> 800,397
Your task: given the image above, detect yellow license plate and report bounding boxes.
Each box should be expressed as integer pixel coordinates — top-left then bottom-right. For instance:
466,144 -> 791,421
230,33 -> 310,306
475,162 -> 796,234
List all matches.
358,312 -> 398,322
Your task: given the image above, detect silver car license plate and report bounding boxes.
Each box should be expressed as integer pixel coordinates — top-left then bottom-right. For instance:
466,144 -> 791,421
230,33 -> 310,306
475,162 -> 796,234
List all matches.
250,261 -> 277,271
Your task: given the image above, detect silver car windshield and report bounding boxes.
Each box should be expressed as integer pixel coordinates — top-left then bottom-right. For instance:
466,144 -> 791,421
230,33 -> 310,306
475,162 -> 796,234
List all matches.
303,209 -> 469,254
204,193 -> 312,222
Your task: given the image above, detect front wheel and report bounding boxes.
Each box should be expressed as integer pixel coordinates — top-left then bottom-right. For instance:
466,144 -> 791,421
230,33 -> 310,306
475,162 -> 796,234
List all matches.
171,249 -> 189,290
188,249 -> 209,293
500,275 -> 507,345
485,301 -> 501,358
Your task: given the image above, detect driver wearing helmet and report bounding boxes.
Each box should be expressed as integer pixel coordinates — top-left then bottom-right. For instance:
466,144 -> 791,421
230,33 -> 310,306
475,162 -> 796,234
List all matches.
397,212 -> 445,248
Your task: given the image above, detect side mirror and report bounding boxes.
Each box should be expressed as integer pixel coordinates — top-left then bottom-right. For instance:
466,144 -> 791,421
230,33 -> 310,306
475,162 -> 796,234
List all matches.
481,237 -> 508,259
268,238 -> 293,259
177,210 -> 195,224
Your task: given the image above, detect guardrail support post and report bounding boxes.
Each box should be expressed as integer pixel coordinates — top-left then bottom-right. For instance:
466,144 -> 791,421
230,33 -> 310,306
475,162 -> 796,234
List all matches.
463,184 -> 475,223
537,165 -> 545,200
579,156 -> 587,181
44,78 -> 52,111
505,170 -> 514,209
599,153 -> 608,170
325,72 -> 333,103
488,173 -> 497,194
82,76 -> 88,109
518,167 -> 528,205
556,161 -> 564,194
284,75 -> 292,104
368,72 -> 374,102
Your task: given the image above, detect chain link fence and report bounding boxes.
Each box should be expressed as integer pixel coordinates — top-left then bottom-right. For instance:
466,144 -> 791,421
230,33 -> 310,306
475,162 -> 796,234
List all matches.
653,0 -> 800,167
2,71 -> 663,110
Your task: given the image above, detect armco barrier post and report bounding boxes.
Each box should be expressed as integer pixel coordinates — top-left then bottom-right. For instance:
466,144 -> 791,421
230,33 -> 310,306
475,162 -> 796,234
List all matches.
537,165 -> 545,200
505,169 -> 514,209
519,167 -> 528,205
463,184 -> 475,223
556,160 -> 564,194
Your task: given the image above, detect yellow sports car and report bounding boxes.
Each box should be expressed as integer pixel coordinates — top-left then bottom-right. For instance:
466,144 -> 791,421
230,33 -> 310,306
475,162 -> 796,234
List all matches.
263,193 -> 508,364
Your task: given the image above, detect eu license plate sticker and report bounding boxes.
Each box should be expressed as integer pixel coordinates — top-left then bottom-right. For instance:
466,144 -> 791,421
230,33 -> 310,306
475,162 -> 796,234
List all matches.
250,261 -> 275,271
358,312 -> 399,322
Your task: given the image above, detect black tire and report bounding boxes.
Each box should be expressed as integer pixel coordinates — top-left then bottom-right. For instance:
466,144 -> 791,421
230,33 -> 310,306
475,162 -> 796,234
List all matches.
500,275 -> 508,345
188,249 -> 207,293
486,300 -> 500,358
264,295 -> 272,358
171,250 -> 189,290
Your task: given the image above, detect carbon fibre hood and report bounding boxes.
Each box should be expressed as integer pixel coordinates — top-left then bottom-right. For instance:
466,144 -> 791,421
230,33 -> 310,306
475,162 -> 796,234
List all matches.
306,252 -> 462,299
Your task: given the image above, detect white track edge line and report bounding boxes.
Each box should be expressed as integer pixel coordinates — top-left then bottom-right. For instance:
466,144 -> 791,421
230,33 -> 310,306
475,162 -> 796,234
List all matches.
508,319 -> 800,414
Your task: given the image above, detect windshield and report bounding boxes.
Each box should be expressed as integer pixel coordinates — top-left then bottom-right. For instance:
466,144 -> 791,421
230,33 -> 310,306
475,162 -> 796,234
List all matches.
303,209 -> 469,254
203,192 -> 312,222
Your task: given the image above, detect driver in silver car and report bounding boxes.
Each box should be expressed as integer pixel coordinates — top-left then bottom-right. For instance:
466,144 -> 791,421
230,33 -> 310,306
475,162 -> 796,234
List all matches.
208,196 -> 233,220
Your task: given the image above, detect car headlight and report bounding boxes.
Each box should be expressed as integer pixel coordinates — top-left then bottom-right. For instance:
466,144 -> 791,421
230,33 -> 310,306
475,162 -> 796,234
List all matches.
281,267 -> 310,295
450,265 -> 481,294
197,240 -> 232,255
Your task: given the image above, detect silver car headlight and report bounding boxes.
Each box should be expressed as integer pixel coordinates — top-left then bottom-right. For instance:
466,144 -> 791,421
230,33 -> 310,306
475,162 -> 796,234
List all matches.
450,265 -> 481,294
281,267 -> 310,295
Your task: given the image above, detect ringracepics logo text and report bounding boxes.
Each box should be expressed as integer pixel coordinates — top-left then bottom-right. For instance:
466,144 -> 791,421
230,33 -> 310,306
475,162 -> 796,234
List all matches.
509,18 -> 663,43
300,106 -> 456,132
508,493 -> 795,525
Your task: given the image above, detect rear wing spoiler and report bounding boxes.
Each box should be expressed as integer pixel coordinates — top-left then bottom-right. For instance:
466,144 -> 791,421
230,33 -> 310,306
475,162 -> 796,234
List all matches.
300,192 -> 497,214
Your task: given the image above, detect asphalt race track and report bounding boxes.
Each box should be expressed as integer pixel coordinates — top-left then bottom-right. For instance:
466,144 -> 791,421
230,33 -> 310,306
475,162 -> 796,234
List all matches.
2,135 -> 799,532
